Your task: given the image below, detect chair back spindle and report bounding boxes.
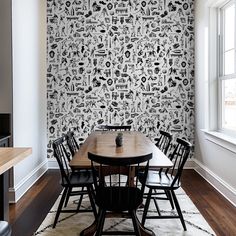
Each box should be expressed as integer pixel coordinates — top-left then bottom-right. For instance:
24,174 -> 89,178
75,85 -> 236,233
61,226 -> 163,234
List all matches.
66,131 -> 80,157
155,130 -> 172,155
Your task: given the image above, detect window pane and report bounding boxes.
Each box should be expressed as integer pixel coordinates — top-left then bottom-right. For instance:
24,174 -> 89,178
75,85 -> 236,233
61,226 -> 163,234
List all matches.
224,4 -> 235,51
222,79 -> 236,131
224,49 -> 235,75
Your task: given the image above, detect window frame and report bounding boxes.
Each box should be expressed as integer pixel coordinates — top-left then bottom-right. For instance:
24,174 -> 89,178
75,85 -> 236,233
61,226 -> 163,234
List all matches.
218,0 -> 236,135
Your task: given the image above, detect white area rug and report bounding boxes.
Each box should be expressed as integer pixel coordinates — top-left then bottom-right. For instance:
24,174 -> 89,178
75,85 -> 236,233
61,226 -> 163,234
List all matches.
34,188 -> 215,236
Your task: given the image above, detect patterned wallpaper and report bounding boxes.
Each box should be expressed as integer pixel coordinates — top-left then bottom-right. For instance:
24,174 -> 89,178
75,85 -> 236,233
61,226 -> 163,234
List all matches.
47,0 -> 194,158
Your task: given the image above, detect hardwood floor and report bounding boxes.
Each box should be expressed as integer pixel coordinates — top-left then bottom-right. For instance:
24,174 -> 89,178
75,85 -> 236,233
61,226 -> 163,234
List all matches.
9,169 -> 236,236
181,170 -> 236,236
9,170 -> 62,236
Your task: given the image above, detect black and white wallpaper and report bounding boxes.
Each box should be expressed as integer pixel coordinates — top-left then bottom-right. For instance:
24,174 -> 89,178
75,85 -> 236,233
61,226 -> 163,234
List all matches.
47,0 -> 194,158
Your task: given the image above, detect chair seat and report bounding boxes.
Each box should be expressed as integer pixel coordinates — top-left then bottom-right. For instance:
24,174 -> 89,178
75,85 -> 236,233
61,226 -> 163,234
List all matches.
95,187 -> 143,211
62,169 -> 94,187
0,221 -> 11,236
144,171 -> 181,189
139,170 -> 181,189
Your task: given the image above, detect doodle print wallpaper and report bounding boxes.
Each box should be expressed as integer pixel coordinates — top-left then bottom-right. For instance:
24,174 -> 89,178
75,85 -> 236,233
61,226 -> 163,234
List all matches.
47,0 -> 194,158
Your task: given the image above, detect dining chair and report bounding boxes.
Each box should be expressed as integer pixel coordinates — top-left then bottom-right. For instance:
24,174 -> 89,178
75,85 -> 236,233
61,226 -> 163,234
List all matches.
52,136 -> 97,228
141,138 -> 192,231
64,131 -> 86,207
146,130 -> 174,208
66,131 -> 80,157
94,125 -> 108,131
88,152 -> 152,236
105,125 -> 131,131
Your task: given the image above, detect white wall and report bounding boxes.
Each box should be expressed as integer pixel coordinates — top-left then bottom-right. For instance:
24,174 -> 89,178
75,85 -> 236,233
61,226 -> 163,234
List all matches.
195,0 -> 236,206
0,0 -> 12,113
11,0 -> 47,202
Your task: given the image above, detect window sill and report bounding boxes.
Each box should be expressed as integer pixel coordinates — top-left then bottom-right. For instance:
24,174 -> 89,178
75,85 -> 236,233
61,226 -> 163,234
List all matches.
201,129 -> 236,154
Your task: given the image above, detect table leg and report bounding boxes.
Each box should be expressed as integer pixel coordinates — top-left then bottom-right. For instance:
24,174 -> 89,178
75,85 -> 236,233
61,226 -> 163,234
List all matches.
0,171 -> 9,221
80,219 -> 98,236
137,219 -> 155,236
80,215 -> 155,236
131,210 -> 155,236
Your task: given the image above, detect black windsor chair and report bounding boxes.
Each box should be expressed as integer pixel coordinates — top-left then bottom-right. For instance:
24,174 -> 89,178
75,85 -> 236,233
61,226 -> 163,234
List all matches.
95,125 -> 131,132
150,130 -> 174,208
64,131 -> 89,207
94,125 -> 108,131
105,125 -> 131,131
141,138 -> 192,231
52,136 -> 97,228
88,152 -> 152,236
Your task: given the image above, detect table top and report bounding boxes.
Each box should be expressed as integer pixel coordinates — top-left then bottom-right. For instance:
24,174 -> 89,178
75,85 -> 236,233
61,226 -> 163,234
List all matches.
70,131 -> 173,168
0,148 -> 32,175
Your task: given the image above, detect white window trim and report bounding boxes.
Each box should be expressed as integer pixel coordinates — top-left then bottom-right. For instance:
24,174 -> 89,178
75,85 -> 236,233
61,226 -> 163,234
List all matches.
219,0 -> 236,78
203,0 -> 236,149
218,0 -> 236,134
202,129 -> 236,154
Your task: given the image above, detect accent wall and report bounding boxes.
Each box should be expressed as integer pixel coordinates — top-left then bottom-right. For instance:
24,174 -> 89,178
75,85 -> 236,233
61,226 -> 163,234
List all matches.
47,0 -> 195,157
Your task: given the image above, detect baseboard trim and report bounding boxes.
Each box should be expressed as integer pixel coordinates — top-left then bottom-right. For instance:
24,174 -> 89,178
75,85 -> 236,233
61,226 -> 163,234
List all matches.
48,158 -> 59,169
194,158 -> 236,207
184,159 -> 195,169
9,160 -> 48,203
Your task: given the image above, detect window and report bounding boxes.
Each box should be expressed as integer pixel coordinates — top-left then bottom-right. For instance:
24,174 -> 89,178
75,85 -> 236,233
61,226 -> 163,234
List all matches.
219,0 -> 236,133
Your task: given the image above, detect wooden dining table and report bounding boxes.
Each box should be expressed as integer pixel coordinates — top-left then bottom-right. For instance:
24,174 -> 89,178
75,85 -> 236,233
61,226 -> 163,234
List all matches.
69,131 -> 173,236
70,131 -> 173,169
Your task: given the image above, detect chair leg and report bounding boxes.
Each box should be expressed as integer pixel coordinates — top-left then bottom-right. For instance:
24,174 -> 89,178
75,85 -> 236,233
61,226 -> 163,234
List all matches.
64,186 -> 72,207
76,187 -> 84,212
131,210 -> 141,236
91,184 -> 96,199
95,209 -> 106,236
87,186 -> 98,218
171,190 -> 187,231
165,190 -> 174,210
53,187 -> 68,228
142,188 -> 152,226
153,197 -> 161,216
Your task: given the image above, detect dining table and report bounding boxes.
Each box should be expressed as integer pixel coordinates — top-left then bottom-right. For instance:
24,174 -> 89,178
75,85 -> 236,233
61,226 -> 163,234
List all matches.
69,131 -> 173,236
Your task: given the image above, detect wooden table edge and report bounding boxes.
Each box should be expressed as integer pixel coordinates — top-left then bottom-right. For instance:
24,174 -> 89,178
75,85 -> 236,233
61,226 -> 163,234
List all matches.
0,147 -> 32,175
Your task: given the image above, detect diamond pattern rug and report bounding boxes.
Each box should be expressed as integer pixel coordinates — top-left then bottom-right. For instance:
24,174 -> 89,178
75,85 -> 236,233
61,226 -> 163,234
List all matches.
34,188 -> 215,236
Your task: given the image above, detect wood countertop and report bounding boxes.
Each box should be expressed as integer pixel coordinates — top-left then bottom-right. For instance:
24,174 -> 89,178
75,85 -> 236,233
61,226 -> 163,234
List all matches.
0,148 -> 32,175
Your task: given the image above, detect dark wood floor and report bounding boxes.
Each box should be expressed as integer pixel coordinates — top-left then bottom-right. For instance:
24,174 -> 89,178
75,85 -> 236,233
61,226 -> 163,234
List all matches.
9,169 -> 236,236
9,170 -> 62,236
181,170 -> 236,236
